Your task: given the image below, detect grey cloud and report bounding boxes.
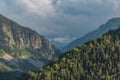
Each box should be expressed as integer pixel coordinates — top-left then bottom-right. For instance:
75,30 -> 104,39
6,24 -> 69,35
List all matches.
50,0 -> 120,36
0,0 -> 120,38
52,0 -> 93,16
0,0 -> 58,34
52,0 -> 118,16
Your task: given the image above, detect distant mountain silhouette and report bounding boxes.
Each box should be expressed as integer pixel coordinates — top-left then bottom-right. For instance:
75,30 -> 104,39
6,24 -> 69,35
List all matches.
62,17 -> 120,52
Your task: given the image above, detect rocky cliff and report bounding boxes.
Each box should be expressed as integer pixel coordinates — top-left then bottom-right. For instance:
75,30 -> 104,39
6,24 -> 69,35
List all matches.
0,15 -> 60,72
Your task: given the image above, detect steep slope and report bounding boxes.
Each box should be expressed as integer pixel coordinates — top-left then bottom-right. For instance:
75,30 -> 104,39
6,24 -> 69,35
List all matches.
62,18 -> 120,52
21,28 -> 120,80
0,14 -> 60,72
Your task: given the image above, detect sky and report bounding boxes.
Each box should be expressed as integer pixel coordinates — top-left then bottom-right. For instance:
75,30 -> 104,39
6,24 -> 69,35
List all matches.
0,0 -> 120,48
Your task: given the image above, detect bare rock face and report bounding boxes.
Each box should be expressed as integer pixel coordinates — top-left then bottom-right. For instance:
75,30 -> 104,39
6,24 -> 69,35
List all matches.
0,15 -> 60,72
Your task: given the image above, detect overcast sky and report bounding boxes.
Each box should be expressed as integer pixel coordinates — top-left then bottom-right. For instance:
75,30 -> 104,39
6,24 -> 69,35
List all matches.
0,0 -> 120,45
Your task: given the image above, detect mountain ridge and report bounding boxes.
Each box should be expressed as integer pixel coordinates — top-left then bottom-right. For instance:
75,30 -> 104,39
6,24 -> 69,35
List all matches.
62,17 -> 120,52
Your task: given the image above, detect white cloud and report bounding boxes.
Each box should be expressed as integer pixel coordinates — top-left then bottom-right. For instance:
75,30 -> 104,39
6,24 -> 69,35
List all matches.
54,38 -> 68,43
20,0 -> 55,16
54,37 -> 76,43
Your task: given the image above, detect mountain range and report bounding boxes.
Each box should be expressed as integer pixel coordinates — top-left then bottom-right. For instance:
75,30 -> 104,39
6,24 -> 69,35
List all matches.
21,24 -> 120,80
0,14 -> 120,80
62,18 -> 120,52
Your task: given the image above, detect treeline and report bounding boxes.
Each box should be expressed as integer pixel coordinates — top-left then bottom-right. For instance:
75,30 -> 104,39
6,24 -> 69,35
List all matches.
20,29 -> 120,80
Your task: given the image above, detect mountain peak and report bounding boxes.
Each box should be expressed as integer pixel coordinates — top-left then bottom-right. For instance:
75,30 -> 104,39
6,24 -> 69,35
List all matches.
103,17 -> 120,29
108,17 -> 120,22
0,14 -> 3,17
0,14 -> 7,20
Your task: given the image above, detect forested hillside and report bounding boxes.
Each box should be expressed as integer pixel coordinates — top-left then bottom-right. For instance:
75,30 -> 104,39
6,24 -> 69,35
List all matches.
21,28 -> 120,80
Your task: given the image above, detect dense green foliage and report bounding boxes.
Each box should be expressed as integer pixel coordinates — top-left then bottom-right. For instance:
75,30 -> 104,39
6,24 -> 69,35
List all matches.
21,28 -> 120,80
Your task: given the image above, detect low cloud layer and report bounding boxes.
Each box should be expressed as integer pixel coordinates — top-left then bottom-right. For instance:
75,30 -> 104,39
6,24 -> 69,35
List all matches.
0,0 -> 120,45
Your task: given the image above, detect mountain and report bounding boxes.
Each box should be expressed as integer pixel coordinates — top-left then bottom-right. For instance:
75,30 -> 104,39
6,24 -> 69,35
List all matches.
62,18 -> 120,52
21,28 -> 120,80
0,14 -> 60,73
